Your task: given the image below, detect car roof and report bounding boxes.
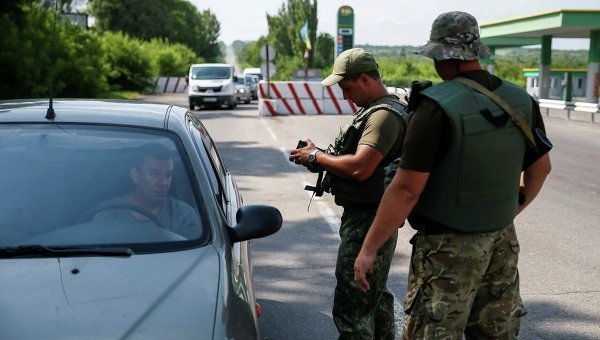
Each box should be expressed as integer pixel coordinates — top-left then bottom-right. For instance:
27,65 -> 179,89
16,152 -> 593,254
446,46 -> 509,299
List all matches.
190,63 -> 232,68
0,99 -> 178,128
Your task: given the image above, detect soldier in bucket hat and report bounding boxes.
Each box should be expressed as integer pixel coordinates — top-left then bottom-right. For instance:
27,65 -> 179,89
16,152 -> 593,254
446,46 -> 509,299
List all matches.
354,11 -> 552,339
290,48 -> 409,338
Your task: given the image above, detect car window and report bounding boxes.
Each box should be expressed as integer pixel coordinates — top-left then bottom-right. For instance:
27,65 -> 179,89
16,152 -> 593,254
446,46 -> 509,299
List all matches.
187,116 -> 229,211
0,124 -> 209,250
191,66 -> 231,80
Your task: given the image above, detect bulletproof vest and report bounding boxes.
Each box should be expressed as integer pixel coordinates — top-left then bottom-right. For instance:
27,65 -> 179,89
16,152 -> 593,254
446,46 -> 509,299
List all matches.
324,95 -> 409,207
414,79 -> 532,232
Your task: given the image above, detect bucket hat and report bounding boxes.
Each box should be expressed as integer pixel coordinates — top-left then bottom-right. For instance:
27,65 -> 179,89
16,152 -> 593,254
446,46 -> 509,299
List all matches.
415,11 -> 491,60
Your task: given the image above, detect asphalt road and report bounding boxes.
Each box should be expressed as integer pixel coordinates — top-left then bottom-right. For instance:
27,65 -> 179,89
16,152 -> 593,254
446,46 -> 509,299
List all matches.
142,93 -> 600,339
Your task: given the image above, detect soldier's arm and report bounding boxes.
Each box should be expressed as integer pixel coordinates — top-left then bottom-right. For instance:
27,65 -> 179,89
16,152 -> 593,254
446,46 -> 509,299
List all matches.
354,168 -> 430,292
315,110 -> 400,181
314,144 -> 383,181
517,153 -> 551,215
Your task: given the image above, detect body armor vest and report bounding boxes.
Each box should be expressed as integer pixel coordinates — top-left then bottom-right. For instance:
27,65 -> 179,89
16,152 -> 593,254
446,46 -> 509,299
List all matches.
414,79 -> 532,232
324,95 -> 408,207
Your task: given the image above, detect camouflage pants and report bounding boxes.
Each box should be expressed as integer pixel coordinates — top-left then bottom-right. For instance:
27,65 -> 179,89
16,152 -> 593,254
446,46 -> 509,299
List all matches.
333,208 -> 398,340
402,223 -> 527,340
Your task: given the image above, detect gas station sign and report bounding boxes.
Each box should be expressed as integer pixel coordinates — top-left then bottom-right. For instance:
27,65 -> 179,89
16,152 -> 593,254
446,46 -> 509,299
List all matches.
337,6 -> 354,56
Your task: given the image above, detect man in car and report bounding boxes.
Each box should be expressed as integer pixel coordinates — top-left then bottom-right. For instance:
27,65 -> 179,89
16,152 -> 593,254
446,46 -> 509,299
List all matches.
96,143 -> 202,239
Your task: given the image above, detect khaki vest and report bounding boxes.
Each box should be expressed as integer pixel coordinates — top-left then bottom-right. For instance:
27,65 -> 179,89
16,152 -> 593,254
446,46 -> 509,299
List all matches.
325,95 -> 408,207
414,79 -> 532,232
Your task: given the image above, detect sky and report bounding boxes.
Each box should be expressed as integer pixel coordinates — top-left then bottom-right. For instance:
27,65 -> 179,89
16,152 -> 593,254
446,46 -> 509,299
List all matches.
190,0 -> 599,50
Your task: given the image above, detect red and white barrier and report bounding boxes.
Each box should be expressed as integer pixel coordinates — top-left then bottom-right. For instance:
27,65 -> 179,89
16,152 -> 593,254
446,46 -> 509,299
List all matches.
322,85 -> 358,115
152,77 -> 188,94
258,81 -> 357,116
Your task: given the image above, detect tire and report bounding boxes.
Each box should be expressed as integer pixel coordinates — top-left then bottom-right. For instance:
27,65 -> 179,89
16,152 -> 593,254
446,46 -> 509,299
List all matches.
189,99 -> 195,111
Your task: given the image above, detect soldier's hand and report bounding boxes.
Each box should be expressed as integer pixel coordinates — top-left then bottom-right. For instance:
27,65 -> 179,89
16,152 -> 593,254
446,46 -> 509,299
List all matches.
288,138 -> 316,166
354,248 -> 376,293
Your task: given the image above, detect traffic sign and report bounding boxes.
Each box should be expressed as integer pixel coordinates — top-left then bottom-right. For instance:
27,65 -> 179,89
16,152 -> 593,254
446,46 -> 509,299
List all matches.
260,45 -> 276,61
260,62 -> 276,77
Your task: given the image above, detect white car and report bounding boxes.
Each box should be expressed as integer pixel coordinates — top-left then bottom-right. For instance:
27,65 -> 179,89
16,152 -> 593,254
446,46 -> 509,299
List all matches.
0,99 -> 282,339
187,63 -> 237,110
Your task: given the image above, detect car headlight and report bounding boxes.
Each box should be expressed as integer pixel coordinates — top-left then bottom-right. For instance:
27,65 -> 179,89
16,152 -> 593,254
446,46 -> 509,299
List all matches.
237,88 -> 246,94
222,83 -> 231,92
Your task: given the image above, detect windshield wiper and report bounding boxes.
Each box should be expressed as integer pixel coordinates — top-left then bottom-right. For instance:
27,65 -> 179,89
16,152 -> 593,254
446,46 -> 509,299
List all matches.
0,244 -> 134,258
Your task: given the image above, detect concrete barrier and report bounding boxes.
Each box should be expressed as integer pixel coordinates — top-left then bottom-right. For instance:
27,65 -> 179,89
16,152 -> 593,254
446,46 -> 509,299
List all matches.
151,77 -> 188,94
258,81 -> 357,115
256,80 -> 405,116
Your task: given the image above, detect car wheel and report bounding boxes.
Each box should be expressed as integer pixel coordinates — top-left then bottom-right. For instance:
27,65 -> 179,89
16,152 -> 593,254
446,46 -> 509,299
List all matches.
189,100 -> 195,110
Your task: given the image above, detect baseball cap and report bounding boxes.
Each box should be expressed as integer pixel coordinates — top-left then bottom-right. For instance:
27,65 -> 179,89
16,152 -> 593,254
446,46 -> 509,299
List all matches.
321,48 -> 378,86
414,11 -> 491,61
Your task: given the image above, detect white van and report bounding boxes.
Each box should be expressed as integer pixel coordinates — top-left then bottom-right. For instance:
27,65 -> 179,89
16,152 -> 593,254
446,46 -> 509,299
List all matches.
187,63 -> 237,110
243,67 -> 264,81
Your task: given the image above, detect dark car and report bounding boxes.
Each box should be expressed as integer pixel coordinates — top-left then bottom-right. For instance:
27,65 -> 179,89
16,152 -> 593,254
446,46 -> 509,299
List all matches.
235,75 -> 252,104
0,99 -> 282,339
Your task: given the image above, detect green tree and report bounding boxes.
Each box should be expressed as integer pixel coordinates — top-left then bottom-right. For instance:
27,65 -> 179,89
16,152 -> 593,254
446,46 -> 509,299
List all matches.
266,0 -> 317,79
89,0 -> 222,62
100,31 -> 154,91
238,36 -> 268,71
144,39 -> 200,76
313,32 -> 334,70
0,3 -> 107,99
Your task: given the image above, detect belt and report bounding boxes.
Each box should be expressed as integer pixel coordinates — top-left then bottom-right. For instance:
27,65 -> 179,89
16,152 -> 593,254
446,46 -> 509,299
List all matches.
409,214 -> 467,235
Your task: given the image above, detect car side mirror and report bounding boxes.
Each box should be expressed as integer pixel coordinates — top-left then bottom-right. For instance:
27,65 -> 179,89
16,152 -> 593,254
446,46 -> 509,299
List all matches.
233,75 -> 238,82
185,75 -> 189,84
229,205 -> 282,243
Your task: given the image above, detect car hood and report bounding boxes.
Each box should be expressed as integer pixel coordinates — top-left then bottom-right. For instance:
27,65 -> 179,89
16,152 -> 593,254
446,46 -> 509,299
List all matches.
0,245 -> 221,339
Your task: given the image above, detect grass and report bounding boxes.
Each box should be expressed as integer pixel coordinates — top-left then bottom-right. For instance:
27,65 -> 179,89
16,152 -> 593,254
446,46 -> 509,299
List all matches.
101,91 -> 143,100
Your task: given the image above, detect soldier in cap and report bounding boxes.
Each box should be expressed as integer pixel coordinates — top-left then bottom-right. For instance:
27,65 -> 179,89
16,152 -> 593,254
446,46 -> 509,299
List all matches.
354,11 -> 552,339
289,47 -> 409,339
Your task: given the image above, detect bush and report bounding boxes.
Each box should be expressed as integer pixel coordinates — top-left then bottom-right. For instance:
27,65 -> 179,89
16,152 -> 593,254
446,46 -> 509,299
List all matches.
0,5 -> 108,99
100,31 -> 154,92
144,39 -> 200,77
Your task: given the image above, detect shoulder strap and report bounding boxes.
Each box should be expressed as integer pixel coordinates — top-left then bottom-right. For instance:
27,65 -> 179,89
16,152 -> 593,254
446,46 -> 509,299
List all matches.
453,77 -> 537,149
361,102 -> 409,125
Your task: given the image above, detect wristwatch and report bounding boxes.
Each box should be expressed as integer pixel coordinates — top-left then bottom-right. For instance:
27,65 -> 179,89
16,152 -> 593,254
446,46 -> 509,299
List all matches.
307,149 -> 320,165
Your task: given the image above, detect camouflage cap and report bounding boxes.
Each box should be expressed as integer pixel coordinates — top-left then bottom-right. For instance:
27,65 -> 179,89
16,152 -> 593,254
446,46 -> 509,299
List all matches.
414,11 -> 491,60
321,48 -> 378,86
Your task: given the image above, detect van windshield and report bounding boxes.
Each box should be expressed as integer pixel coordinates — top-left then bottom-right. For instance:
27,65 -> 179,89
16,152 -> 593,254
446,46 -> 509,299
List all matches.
191,66 -> 231,80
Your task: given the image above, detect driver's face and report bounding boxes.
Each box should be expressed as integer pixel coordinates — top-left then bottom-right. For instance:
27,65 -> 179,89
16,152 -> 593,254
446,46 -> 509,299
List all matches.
132,156 -> 173,204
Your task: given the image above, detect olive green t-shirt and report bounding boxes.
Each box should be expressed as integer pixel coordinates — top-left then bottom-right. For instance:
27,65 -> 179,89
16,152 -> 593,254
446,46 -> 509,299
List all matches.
358,109 -> 403,158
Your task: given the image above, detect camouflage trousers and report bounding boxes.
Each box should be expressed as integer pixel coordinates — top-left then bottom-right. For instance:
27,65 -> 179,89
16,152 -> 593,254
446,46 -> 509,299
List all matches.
333,208 -> 398,340
402,223 -> 527,340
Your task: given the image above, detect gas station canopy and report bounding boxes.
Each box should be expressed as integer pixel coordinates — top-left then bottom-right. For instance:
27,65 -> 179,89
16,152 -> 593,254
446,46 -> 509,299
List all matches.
481,9 -> 600,47
479,9 -> 600,102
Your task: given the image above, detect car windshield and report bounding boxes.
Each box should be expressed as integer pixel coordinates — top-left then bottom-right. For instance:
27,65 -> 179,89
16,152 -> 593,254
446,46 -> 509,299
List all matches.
0,124 -> 209,252
236,77 -> 246,85
191,66 -> 231,80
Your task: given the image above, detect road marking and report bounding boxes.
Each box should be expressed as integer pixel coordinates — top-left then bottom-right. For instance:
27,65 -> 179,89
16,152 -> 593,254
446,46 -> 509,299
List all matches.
260,117 -> 278,141
302,181 -> 340,234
